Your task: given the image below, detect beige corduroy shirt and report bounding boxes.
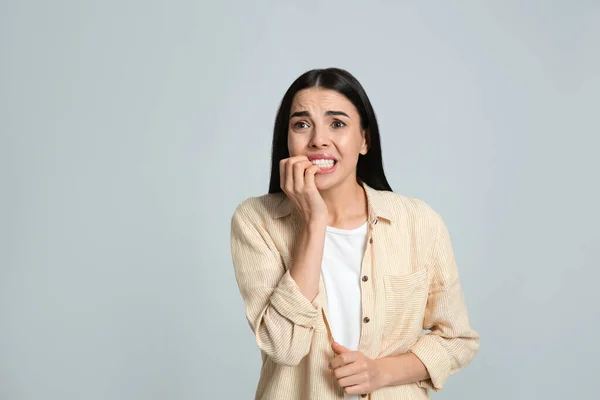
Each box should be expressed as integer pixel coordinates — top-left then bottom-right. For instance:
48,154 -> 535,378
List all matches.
230,182 -> 480,400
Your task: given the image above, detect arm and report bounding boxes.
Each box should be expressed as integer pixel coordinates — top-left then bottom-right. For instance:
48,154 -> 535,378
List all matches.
375,352 -> 430,388
409,213 -> 479,391
230,203 -> 325,366
386,212 -> 480,391
289,219 -> 327,302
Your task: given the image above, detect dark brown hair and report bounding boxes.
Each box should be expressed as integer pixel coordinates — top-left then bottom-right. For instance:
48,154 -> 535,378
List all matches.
268,68 -> 392,193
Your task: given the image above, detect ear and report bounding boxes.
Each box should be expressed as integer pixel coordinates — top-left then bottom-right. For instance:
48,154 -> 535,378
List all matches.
359,129 -> 369,155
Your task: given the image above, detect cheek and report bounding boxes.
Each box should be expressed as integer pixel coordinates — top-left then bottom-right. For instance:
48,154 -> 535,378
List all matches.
287,132 -> 306,156
336,135 -> 363,158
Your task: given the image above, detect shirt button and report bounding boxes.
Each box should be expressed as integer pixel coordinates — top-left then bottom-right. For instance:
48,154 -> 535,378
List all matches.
374,219 -> 378,225
369,238 -> 373,244
363,317 -> 370,323
362,275 -> 369,282
361,395 -> 367,398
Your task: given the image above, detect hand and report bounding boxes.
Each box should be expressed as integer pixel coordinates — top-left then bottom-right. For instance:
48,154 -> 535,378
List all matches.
279,155 -> 328,224
329,341 -> 385,396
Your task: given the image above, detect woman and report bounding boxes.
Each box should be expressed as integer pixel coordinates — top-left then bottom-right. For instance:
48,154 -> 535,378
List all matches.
230,68 -> 479,400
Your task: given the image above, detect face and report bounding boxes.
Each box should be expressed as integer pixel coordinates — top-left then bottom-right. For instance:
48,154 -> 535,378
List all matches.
287,88 -> 368,191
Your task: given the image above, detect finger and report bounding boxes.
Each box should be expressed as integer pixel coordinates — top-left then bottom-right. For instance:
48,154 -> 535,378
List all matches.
330,351 -> 358,369
338,371 -> 368,388
333,361 -> 363,380
293,160 -> 313,193
279,158 -> 288,191
332,341 -> 351,355
287,155 -> 309,162
285,156 -> 308,193
286,157 -> 296,194
286,155 -> 310,167
344,384 -> 369,396
304,164 -> 320,189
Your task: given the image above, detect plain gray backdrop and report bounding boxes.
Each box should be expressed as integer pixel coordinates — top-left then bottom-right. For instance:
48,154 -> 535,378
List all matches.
2,1 -> 599,399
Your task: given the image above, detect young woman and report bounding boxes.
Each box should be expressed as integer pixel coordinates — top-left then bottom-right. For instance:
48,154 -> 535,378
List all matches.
230,68 -> 479,400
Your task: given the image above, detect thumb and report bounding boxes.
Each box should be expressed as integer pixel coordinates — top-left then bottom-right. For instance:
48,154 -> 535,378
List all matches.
331,341 -> 350,354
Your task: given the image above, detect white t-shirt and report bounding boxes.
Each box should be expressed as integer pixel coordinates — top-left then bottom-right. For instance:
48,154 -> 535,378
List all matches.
321,221 -> 368,400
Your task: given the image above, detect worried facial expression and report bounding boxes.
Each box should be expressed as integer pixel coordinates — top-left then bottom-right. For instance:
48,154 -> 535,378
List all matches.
287,88 -> 368,191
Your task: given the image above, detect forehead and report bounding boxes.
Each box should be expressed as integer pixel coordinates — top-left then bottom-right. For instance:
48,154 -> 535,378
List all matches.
291,88 -> 357,114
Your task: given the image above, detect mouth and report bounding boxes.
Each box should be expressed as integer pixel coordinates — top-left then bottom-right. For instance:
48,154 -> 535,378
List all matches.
309,158 -> 338,174
310,158 -> 337,169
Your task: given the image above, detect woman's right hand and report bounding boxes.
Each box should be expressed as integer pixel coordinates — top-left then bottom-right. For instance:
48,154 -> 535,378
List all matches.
279,156 -> 328,225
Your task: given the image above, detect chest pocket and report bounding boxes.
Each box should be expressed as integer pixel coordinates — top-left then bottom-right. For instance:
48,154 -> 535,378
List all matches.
382,268 -> 429,340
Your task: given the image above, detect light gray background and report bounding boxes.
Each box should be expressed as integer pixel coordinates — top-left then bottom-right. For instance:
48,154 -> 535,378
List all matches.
1,1 -> 599,399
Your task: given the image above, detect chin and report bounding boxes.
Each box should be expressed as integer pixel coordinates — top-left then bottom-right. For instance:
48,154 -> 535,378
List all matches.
314,174 -> 339,192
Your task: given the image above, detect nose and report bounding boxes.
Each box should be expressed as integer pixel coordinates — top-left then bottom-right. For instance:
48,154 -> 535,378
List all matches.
308,125 -> 330,149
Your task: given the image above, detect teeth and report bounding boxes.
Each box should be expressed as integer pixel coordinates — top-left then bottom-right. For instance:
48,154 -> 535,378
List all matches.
311,159 -> 335,168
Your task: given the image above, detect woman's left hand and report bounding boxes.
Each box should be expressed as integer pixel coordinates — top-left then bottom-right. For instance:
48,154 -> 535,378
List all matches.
329,341 -> 386,396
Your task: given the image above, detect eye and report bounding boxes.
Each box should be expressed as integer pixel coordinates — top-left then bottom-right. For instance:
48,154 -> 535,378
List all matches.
293,121 -> 310,129
332,120 -> 346,129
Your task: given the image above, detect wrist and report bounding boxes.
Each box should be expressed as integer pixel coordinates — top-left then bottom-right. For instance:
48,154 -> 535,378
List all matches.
305,218 -> 327,232
374,358 -> 392,389
375,353 -> 429,388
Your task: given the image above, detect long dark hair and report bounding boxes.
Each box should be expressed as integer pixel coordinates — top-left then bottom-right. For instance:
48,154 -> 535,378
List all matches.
268,68 -> 392,194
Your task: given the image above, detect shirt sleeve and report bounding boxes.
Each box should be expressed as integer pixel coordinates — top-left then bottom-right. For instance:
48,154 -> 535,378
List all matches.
230,202 -> 321,366
408,211 -> 480,391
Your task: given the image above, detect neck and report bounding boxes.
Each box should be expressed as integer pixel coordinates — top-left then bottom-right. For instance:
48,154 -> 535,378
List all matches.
320,177 -> 368,227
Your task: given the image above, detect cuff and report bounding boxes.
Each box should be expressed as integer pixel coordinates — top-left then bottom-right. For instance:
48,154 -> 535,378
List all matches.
408,335 -> 452,392
270,270 -> 321,328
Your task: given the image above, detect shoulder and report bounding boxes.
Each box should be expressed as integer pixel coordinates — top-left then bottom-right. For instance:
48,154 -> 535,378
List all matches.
376,190 -> 442,224
231,192 -> 287,226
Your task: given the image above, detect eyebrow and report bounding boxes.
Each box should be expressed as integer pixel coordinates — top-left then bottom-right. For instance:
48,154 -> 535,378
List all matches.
289,110 -> 350,119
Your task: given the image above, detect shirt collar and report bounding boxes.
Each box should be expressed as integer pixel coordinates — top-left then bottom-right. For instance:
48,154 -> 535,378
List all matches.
272,181 -> 393,222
